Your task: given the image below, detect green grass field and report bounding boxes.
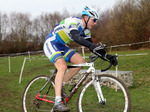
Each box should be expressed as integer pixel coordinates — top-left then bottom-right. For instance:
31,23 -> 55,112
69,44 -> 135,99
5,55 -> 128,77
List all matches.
0,49 -> 150,112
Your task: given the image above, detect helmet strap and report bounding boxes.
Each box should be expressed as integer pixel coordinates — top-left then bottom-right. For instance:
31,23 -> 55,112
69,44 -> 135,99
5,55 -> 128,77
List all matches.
83,16 -> 90,29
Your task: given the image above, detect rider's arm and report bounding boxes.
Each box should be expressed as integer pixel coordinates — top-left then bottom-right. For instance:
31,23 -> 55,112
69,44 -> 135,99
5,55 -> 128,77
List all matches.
70,30 -> 93,48
85,38 -> 93,43
70,29 -> 107,57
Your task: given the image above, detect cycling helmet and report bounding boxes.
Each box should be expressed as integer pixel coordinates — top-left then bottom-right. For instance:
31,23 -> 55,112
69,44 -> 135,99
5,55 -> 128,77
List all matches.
82,6 -> 99,20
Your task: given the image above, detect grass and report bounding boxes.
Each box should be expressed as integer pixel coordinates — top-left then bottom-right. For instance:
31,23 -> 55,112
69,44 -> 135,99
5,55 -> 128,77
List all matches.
0,49 -> 150,112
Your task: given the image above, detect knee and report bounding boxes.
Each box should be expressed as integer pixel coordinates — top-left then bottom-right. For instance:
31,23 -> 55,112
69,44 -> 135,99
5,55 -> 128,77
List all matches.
58,65 -> 68,72
62,65 -> 68,71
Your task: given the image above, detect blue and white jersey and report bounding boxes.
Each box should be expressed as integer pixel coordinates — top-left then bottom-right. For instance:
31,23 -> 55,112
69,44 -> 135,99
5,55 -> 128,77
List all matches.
44,17 -> 92,64
45,17 -> 91,44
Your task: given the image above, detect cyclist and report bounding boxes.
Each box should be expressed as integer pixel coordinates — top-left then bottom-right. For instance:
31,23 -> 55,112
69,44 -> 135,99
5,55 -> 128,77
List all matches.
43,6 -> 117,112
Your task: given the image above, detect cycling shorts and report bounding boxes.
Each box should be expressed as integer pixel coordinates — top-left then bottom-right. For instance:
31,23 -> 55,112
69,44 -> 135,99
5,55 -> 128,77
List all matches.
43,34 -> 76,64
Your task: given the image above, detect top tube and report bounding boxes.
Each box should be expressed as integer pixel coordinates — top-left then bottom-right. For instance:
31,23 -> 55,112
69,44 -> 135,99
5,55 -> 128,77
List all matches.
67,54 -> 117,72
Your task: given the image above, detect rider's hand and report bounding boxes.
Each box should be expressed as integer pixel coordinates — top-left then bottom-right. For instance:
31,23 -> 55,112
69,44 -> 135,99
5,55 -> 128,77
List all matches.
106,54 -> 118,66
89,44 -> 106,57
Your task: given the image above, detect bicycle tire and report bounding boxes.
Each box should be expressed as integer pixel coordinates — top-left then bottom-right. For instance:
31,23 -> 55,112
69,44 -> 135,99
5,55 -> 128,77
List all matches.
22,75 -> 55,112
77,74 -> 131,112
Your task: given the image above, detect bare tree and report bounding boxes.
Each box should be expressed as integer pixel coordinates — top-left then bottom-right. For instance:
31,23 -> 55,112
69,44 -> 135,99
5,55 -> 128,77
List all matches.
32,12 -> 63,45
9,12 -> 32,52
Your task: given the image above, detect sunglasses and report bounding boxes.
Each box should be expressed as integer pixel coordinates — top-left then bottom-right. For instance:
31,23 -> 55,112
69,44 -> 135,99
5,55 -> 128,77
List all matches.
92,18 -> 97,23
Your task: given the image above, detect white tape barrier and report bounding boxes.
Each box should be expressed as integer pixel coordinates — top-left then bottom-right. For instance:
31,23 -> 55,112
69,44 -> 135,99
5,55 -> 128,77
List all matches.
18,52 -> 149,84
119,53 -> 150,57
19,57 -> 49,84
19,57 -> 27,84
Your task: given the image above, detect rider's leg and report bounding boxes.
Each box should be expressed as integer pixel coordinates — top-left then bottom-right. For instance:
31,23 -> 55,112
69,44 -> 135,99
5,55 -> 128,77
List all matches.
53,58 -> 70,111
54,58 -> 67,98
64,53 -> 85,82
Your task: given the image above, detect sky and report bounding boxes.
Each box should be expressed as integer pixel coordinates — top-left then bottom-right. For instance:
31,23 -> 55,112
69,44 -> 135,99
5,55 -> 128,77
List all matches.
0,0 -> 120,18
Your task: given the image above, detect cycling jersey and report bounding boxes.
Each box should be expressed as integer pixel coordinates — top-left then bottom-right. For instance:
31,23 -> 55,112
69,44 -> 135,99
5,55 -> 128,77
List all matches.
45,17 -> 91,44
43,16 -> 92,64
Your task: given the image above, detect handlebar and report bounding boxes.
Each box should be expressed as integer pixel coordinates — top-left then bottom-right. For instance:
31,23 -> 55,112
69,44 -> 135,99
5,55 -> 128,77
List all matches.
88,54 -> 118,72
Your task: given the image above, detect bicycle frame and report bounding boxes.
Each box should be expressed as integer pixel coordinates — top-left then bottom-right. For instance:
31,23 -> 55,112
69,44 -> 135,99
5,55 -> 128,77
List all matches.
36,61 -> 106,104
23,54 -> 132,112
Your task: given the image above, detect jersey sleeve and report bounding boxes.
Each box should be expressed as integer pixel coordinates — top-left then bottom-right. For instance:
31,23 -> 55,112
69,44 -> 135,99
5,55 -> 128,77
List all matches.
70,30 -> 93,48
66,18 -> 78,31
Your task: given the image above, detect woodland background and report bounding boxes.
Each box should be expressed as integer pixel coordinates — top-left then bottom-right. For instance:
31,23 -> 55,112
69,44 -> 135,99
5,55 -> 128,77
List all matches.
0,0 -> 150,54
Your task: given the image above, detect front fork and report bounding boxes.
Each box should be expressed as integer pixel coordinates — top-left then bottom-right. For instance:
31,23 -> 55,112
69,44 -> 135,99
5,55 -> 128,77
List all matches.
94,76 -> 106,105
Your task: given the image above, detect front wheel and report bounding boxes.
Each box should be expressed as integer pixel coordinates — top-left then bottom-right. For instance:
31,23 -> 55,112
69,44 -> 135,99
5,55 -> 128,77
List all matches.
77,74 -> 131,112
22,75 -> 55,112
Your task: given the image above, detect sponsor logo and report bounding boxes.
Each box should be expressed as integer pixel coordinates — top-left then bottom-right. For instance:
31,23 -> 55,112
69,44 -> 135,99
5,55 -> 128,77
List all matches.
54,26 -> 65,33
54,56 -> 63,62
69,24 -> 77,28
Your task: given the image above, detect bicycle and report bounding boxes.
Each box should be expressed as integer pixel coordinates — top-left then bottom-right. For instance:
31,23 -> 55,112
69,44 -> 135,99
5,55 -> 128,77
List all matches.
22,54 -> 131,112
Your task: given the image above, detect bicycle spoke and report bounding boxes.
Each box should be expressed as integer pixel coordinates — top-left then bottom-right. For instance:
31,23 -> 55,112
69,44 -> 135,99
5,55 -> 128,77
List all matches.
22,75 -> 55,112
78,75 -> 131,112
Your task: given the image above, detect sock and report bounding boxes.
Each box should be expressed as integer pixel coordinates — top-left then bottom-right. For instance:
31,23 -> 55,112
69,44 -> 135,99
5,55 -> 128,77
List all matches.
63,82 -> 66,86
55,96 -> 61,104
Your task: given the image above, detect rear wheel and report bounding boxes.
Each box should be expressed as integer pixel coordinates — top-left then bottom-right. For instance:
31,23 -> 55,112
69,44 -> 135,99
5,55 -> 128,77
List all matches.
77,74 -> 131,112
22,75 -> 55,112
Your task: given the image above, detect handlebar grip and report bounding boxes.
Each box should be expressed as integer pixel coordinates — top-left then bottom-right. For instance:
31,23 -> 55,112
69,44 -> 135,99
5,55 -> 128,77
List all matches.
101,54 -> 118,72
101,63 -> 112,72
88,54 -> 118,72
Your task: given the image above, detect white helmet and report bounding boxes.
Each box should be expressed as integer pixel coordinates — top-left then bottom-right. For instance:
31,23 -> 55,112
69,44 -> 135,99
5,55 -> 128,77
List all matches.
82,6 -> 99,20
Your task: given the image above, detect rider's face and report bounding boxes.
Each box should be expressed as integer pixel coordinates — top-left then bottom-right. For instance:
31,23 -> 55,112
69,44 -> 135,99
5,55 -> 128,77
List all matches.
83,16 -> 97,29
87,18 -> 97,29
